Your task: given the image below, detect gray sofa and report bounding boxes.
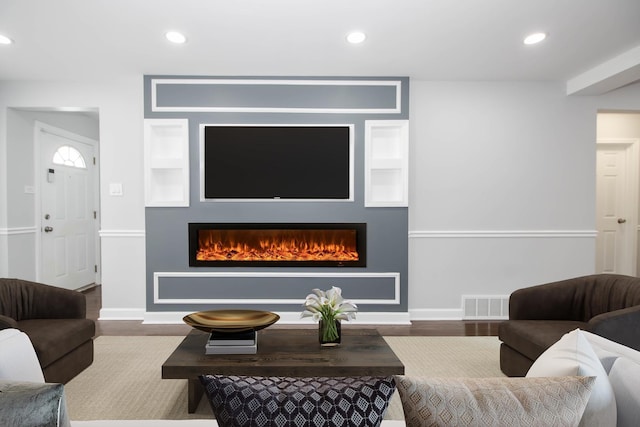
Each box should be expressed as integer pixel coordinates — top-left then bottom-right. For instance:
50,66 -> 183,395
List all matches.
499,274 -> 640,377
0,278 -> 95,383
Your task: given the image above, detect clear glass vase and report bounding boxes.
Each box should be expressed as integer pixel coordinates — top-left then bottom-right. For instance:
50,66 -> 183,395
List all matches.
319,319 -> 341,346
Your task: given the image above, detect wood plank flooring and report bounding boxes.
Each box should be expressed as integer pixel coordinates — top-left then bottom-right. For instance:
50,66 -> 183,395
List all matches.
84,285 -> 500,337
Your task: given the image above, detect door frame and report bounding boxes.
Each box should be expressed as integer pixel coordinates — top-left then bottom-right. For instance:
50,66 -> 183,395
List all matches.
33,121 -> 101,285
595,138 -> 639,275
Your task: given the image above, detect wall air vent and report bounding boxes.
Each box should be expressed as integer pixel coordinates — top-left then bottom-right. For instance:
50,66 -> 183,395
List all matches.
462,295 -> 509,320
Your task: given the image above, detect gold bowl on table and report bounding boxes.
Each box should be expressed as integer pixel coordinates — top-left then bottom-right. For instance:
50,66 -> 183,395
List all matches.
182,309 -> 280,333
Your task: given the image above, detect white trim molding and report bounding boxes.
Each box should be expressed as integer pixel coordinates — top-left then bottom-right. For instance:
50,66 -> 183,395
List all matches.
151,78 -> 402,114
409,308 -> 465,320
409,230 -> 597,239
98,229 -> 146,238
0,226 -> 37,236
153,271 -> 401,305
99,308 -> 146,321
143,310 -> 411,325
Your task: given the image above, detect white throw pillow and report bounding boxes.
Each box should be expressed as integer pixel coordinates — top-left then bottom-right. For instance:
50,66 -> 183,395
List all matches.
608,357 -> 640,427
527,328 -> 616,427
0,328 -> 45,383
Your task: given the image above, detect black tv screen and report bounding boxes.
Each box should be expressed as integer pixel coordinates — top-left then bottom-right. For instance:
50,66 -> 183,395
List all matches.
203,125 -> 352,199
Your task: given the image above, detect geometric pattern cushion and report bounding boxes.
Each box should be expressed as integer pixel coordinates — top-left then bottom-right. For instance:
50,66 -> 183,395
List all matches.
199,375 -> 396,427
395,375 -> 594,427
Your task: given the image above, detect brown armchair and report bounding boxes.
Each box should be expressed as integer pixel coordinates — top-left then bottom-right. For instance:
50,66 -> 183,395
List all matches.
0,278 -> 95,383
498,274 -> 640,377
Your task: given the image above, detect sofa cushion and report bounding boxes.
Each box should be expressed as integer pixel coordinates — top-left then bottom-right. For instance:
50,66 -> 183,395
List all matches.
199,375 -> 396,427
0,313 -> 18,329
395,375 -> 594,427
19,318 -> 95,367
0,381 -> 70,427
69,421 -> 408,427
498,319 -> 586,361
0,328 -> 45,383
527,329 -> 616,427
608,357 -> 640,427
581,329 -> 640,372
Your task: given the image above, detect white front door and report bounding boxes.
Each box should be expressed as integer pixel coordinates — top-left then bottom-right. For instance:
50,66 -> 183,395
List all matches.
39,125 -> 97,290
595,141 -> 637,275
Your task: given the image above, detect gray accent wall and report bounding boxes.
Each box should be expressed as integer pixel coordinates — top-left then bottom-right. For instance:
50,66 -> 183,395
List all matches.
144,76 -> 409,314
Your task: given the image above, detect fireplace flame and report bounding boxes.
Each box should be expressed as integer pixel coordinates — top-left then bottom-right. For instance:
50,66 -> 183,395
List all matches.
197,229 -> 359,262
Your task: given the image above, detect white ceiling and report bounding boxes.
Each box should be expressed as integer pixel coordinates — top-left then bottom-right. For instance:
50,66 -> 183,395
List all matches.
2,0 -> 640,94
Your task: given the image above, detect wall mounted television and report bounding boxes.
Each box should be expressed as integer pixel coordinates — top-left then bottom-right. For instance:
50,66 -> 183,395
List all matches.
200,124 -> 354,200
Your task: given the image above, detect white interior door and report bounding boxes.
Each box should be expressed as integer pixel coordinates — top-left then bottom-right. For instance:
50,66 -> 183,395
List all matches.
39,127 -> 97,290
595,142 -> 637,274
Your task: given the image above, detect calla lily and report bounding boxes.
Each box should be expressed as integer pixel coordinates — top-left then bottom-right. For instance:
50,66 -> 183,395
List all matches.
300,286 -> 358,342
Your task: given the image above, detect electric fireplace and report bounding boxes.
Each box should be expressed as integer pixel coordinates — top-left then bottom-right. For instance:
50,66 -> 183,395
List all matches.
189,223 -> 366,267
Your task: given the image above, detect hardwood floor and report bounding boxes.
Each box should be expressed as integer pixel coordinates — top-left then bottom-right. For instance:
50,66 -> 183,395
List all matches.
84,285 -> 500,337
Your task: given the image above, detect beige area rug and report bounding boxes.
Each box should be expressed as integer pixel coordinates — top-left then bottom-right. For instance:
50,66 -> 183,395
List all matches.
64,335 -> 505,421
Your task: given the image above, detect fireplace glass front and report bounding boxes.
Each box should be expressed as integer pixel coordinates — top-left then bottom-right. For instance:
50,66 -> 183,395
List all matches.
189,223 -> 366,267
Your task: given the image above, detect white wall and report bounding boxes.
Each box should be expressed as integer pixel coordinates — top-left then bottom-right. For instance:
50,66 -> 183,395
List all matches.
0,77 -> 146,315
407,80 -> 634,319
2,77 -> 640,320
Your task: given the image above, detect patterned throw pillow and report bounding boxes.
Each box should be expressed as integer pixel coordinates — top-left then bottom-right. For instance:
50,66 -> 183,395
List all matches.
199,375 -> 396,427
395,376 -> 594,427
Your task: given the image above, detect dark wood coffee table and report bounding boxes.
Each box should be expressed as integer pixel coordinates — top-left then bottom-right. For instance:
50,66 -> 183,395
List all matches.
162,328 -> 405,413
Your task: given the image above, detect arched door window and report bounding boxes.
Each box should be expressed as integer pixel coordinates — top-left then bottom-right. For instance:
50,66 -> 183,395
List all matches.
52,145 -> 86,169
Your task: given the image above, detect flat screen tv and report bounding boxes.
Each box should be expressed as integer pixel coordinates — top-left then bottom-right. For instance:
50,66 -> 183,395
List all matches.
201,124 -> 353,200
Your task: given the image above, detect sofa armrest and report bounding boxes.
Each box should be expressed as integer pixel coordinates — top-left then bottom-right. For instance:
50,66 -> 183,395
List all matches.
509,277 -> 586,320
587,305 -> 640,351
32,284 -> 87,319
0,314 -> 18,330
0,278 -> 86,320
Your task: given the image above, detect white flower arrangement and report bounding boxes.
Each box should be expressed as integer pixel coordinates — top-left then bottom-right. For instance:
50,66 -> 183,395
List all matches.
301,286 -> 358,342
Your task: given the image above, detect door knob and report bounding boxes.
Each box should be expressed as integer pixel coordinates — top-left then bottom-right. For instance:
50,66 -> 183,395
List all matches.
44,226 -> 53,232
618,218 -> 627,224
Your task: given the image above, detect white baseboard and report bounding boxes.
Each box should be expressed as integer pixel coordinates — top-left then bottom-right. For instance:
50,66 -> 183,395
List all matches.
98,308 -> 146,320
99,308 -> 480,325
99,308 -> 498,323
142,311 -> 411,325
409,308 -> 464,320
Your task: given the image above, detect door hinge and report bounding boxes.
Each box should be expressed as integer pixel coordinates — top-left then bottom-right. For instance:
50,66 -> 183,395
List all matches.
94,265 -> 98,273
93,211 -> 97,219
93,157 -> 96,165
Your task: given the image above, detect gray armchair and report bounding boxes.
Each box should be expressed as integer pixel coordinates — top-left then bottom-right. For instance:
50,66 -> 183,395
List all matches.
498,274 -> 640,377
0,278 -> 95,383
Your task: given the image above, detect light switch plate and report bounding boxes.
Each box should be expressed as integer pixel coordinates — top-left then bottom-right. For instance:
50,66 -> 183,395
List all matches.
109,182 -> 123,196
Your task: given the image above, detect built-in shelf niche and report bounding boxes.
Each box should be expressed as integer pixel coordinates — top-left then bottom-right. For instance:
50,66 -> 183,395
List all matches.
144,118 -> 189,207
364,120 -> 409,207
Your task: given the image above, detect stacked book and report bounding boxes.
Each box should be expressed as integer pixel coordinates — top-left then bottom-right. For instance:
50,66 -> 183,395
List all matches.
205,330 -> 257,355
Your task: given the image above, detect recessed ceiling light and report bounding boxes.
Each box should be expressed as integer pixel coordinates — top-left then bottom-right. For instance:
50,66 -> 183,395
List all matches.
0,34 -> 13,45
165,31 -> 187,44
346,31 -> 366,44
523,32 -> 546,45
